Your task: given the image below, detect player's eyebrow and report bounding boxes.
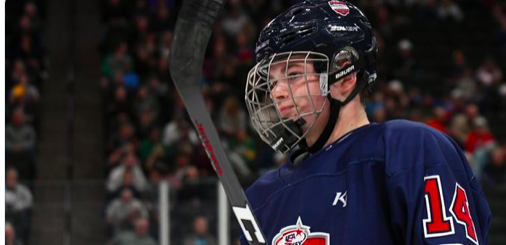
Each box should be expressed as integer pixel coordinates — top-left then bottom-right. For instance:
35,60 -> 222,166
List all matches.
268,60 -> 306,80
287,62 -> 305,69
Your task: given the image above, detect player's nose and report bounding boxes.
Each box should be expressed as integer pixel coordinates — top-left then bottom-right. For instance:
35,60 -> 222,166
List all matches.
271,78 -> 289,101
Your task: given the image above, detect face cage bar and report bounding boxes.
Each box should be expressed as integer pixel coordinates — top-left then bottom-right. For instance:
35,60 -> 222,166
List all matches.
245,51 -> 330,153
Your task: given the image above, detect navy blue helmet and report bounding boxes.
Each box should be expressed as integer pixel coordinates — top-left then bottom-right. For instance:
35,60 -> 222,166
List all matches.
255,0 -> 377,81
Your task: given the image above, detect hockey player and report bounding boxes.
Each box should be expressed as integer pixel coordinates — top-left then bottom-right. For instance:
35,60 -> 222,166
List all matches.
241,1 -> 491,245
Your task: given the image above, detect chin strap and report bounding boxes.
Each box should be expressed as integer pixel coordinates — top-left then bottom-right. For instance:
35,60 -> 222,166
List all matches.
269,118 -> 307,153
304,71 -> 369,153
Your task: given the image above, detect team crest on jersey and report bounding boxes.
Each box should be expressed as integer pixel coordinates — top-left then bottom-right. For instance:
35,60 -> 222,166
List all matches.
328,1 -> 350,16
272,217 -> 330,245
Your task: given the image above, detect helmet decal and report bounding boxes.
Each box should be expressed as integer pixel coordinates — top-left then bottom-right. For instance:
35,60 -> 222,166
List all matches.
328,1 -> 350,16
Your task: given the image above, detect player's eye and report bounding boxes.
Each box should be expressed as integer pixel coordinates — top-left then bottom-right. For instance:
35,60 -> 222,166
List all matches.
287,72 -> 303,81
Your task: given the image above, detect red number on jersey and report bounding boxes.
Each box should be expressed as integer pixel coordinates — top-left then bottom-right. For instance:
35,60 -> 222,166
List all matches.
450,183 -> 479,245
423,175 -> 455,238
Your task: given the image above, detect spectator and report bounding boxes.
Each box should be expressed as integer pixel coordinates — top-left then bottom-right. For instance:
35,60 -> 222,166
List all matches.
437,0 -> 464,22
221,2 -> 252,38
5,168 -> 33,213
107,86 -> 133,119
159,31 -> 172,60
236,30 -> 254,63
184,216 -> 216,245
107,142 -> 135,168
218,96 -> 247,138
465,116 -> 495,154
425,107 -> 448,133
107,152 -> 149,193
375,5 -> 393,38
392,39 -> 416,84
6,108 -> 37,153
447,113 -> 470,147
6,108 -> 37,180
146,75 -> 169,102
492,3 -> 506,52
134,85 -> 159,117
138,107 -> 158,139
447,50 -> 468,82
162,113 -> 199,148
152,4 -> 174,34
16,34 -> 43,70
205,34 -> 229,80
9,71 -> 40,107
481,146 -> 506,187
112,170 -> 143,199
156,56 -> 171,83
132,15 -> 151,44
5,168 -> 33,243
107,122 -> 138,156
5,222 -> 23,245
475,57 -> 503,87
102,42 -> 134,78
178,165 -> 209,201
109,218 -> 157,245
464,103 -> 480,122
140,127 -> 166,171
106,189 -> 149,234
174,152 -> 194,181
8,60 -> 29,89
24,2 -> 43,32
16,14 -> 41,42
452,68 -> 476,101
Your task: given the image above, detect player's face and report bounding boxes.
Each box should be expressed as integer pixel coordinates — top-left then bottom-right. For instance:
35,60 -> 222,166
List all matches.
269,55 -> 330,134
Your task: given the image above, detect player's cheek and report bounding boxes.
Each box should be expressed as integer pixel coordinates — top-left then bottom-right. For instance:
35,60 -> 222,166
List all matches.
296,96 -> 324,116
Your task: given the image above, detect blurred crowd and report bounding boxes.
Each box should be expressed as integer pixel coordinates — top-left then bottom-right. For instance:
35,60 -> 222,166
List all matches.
357,0 -> 506,188
98,0 -> 506,244
99,0 -> 224,244
5,0 -> 46,244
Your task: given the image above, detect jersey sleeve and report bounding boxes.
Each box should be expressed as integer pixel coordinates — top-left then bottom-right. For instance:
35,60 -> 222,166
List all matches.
384,121 -> 491,245
240,235 -> 249,245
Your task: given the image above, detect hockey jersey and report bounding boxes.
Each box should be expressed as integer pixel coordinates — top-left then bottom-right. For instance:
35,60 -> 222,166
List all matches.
240,120 -> 491,245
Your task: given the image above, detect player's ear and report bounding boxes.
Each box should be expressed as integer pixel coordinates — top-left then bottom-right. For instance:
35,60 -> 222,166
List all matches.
330,73 -> 357,100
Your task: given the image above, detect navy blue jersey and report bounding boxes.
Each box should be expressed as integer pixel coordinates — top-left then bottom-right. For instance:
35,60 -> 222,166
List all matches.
240,120 -> 491,245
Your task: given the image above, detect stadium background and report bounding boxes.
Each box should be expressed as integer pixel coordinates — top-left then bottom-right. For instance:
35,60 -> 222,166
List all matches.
4,0 -> 506,245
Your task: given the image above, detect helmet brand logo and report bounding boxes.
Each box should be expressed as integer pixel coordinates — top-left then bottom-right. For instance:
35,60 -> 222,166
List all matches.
335,65 -> 355,80
328,1 -> 350,16
328,25 -> 359,32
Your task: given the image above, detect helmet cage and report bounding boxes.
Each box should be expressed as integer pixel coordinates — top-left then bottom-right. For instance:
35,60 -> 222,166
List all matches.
245,51 -> 330,153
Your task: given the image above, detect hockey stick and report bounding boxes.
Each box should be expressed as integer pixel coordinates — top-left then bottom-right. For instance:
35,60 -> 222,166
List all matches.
169,0 -> 266,244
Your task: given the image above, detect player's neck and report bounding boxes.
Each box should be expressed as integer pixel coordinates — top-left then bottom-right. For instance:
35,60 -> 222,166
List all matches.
324,100 -> 369,147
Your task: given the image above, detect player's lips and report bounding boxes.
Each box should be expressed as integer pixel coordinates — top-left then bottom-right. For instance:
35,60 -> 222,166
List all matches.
278,105 -> 295,116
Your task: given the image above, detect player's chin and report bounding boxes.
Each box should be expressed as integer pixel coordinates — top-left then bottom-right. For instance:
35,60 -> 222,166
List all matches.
283,112 -> 312,126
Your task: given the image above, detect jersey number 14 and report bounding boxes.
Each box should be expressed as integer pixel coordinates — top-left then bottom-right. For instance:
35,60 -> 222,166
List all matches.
423,175 -> 479,245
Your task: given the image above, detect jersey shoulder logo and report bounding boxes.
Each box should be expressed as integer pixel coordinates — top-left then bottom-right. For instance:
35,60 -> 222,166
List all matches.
332,191 -> 347,207
272,217 -> 330,245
